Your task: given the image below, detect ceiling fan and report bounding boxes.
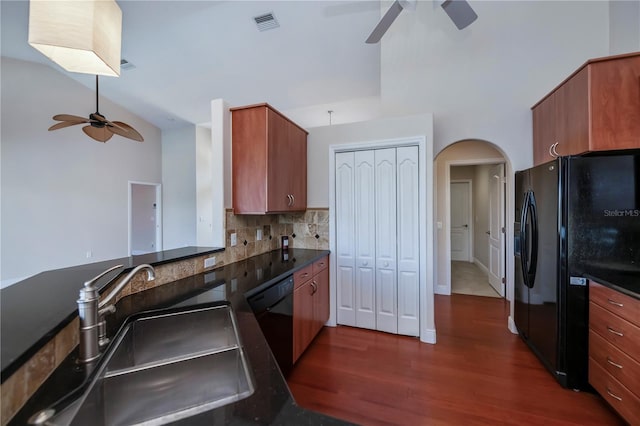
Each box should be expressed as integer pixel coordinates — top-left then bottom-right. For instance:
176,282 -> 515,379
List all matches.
366,0 -> 478,44
49,75 -> 144,143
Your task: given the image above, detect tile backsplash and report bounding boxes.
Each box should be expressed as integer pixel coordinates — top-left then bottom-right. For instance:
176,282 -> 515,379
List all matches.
222,208 -> 329,265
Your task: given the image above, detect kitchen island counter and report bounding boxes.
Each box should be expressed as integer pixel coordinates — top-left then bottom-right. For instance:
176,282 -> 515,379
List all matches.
11,248 -> 348,425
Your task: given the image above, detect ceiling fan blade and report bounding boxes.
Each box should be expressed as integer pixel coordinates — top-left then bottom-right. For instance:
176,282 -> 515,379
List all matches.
48,121 -> 85,131
366,0 -> 404,44
441,0 -> 478,30
53,114 -> 90,122
109,121 -> 144,142
82,125 -> 113,143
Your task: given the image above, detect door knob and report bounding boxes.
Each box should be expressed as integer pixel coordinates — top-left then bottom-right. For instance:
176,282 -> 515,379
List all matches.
463,224 -> 468,228
383,261 -> 389,267
363,261 -> 368,266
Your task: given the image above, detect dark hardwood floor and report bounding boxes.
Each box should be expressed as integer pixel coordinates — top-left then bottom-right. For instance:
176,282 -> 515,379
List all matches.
287,294 -> 623,426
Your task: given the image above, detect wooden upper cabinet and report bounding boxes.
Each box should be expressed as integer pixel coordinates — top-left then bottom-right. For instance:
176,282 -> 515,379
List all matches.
532,52 -> 640,166
231,103 -> 308,214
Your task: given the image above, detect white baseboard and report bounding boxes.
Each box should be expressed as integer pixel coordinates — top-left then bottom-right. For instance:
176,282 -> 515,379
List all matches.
421,328 -> 437,344
435,283 -> 451,295
508,316 -> 519,335
473,258 -> 489,275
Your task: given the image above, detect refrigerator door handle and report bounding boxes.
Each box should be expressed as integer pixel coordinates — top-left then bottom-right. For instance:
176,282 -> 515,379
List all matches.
527,190 -> 539,288
520,191 -> 531,288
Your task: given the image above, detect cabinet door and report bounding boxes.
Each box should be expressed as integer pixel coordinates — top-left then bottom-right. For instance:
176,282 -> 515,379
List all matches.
374,148 -> 398,334
589,56 -> 640,151
293,280 -> 315,362
267,109 -> 293,212
532,94 -> 556,166
555,67 -> 589,157
287,122 -> 307,211
314,265 -> 330,333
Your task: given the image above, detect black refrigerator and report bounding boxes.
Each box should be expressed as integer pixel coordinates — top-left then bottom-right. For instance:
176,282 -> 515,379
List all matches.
514,151 -> 640,390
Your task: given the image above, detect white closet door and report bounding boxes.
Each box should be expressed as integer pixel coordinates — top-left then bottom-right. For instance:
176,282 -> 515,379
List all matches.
396,146 -> 420,336
375,148 -> 398,333
354,150 -> 376,329
335,152 -> 356,326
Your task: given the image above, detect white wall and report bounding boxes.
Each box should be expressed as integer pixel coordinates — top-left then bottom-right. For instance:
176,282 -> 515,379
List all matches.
1,58 -> 162,286
609,0 -> 640,54
307,113 -> 435,342
307,113 -> 434,207
161,125 -> 197,249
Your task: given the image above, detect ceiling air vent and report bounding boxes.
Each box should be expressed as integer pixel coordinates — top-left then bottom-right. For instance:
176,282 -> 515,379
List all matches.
254,12 -> 279,32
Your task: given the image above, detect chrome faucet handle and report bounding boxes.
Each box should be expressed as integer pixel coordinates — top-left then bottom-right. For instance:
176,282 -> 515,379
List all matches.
83,264 -> 124,289
98,305 -> 117,348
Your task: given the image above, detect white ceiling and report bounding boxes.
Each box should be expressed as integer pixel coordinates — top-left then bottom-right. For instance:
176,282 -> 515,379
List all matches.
1,0 -> 384,129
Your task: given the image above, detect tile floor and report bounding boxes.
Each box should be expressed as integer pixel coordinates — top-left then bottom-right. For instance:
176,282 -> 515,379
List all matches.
451,260 -> 501,298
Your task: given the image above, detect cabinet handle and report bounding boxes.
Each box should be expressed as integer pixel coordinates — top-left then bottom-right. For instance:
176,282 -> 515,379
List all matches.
606,357 -> 623,369
291,194 -> 295,206
548,143 -> 554,157
301,272 -> 309,278
286,194 -> 293,206
383,261 -> 389,267
607,327 -> 624,337
363,261 -> 368,266
606,388 -> 623,402
607,299 -> 623,307
311,281 -> 318,294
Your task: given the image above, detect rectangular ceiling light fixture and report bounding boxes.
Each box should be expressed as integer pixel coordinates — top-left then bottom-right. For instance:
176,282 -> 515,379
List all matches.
28,0 -> 122,77
254,12 -> 280,32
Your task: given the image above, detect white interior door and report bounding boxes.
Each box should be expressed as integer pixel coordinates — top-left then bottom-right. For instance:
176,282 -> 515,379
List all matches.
450,181 -> 471,262
396,146 -> 420,336
129,182 -> 162,256
335,152 -> 356,326
488,164 -> 505,296
355,151 -> 376,329
374,148 -> 397,334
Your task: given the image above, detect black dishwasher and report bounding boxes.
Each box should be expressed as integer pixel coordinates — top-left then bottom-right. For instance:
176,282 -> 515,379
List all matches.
247,276 -> 294,377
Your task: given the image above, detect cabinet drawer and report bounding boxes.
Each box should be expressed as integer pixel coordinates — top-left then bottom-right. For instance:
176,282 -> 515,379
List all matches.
294,264 -> 313,289
313,256 -> 329,275
589,358 -> 640,426
589,329 -> 640,394
590,281 -> 640,326
590,302 -> 640,358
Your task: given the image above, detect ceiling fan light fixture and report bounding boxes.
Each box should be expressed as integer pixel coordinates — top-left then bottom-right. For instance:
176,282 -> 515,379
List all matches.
28,0 -> 122,77
441,0 -> 478,30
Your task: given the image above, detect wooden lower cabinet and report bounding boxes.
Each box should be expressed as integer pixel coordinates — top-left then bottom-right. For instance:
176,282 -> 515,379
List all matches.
588,280 -> 640,425
293,256 -> 329,363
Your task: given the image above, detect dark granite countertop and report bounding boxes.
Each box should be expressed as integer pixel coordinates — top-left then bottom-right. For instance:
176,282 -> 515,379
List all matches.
1,246 -> 223,380
11,249 -> 348,425
584,269 -> 640,300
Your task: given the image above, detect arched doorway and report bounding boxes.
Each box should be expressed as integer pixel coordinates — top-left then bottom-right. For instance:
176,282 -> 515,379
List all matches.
434,140 -> 514,306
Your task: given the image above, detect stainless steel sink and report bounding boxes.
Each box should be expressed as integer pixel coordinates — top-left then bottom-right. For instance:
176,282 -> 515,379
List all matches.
31,304 -> 255,425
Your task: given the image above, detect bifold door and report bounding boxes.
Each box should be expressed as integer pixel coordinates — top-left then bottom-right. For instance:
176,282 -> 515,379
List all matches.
336,146 -> 419,336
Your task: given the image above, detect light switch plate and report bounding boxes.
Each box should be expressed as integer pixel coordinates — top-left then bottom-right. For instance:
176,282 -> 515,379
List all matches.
256,229 -> 263,241
230,233 -> 237,246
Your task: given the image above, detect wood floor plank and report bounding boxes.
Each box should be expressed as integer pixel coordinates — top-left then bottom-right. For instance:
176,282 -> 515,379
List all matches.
287,294 -> 623,425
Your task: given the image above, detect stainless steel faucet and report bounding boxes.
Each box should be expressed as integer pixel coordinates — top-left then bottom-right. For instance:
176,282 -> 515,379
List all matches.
77,264 -> 155,363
